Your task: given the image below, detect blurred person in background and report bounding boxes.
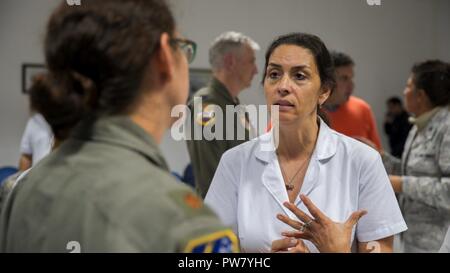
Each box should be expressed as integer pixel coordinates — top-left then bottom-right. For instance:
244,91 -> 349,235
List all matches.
383,60 -> 450,252
384,96 -> 412,158
323,51 -> 382,151
18,95 -> 54,171
186,31 -> 259,198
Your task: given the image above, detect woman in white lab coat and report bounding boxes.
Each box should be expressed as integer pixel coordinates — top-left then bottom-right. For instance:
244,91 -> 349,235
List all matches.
205,33 -> 407,253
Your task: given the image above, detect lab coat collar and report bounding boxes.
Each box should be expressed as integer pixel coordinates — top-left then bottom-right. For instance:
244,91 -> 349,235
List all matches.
255,118 -> 337,215
254,118 -> 338,163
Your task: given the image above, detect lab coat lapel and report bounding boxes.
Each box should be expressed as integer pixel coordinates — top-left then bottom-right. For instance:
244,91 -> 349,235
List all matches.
255,131 -> 291,215
261,157 -> 291,215
296,160 -> 319,206
296,119 -> 337,206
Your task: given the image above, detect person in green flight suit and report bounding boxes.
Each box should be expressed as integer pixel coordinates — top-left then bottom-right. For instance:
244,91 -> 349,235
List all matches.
186,31 -> 260,198
0,0 -> 237,253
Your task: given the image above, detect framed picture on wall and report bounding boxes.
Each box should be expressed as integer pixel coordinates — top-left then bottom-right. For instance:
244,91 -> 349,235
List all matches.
22,63 -> 46,94
189,68 -> 212,98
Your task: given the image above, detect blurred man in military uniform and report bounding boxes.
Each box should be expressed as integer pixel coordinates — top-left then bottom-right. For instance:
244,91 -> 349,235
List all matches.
186,31 -> 259,198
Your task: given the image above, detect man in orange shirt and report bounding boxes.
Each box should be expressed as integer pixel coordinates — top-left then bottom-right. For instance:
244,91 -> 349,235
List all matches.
323,51 -> 382,150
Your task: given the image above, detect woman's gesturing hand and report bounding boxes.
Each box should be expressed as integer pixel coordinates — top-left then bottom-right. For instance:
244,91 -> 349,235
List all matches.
276,194 -> 367,253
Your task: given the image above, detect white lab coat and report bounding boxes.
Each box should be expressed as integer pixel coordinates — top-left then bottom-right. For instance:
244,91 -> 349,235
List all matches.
205,119 -> 407,252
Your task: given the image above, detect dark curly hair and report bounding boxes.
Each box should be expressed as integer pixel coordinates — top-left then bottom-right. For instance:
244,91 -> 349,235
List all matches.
411,60 -> 450,107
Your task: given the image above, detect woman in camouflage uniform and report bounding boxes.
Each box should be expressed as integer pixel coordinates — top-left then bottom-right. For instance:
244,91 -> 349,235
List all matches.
384,60 -> 450,252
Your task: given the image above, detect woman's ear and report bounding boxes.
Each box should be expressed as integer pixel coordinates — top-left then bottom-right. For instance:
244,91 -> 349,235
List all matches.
318,85 -> 332,106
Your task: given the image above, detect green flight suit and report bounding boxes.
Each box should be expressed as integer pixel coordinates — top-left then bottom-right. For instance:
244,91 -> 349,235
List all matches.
186,78 -> 252,199
0,116 -> 237,253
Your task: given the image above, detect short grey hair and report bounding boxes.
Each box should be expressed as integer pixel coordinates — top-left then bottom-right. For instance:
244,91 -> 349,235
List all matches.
209,31 -> 260,71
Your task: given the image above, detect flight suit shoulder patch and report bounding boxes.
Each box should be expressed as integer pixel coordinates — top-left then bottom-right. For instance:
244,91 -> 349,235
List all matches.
195,104 -> 217,126
183,229 -> 239,253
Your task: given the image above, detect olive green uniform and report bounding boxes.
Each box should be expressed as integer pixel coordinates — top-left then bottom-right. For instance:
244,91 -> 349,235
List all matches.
0,116 -> 237,253
186,78 -> 252,198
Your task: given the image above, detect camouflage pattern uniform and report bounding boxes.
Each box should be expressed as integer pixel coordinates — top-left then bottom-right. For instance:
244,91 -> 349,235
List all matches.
383,106 -> 450,252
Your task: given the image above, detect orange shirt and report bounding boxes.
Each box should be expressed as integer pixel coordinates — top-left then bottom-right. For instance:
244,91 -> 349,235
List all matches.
324,96 -> 382,150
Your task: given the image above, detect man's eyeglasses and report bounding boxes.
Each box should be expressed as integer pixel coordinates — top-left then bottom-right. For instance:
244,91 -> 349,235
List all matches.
171,38 -> 197,64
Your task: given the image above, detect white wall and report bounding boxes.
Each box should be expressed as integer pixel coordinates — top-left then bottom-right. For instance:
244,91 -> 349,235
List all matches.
437,0 -> 450,62
1,0 -> 449,173
164,0 -> 450,173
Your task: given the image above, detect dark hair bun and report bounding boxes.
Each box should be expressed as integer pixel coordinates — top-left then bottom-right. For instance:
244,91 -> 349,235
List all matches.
29,72 -> 94,140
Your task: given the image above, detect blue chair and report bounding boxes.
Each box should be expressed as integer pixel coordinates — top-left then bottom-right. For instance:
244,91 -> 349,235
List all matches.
0,166 -> 19,186
171,165 -> 195,189
182,164 -> 195,189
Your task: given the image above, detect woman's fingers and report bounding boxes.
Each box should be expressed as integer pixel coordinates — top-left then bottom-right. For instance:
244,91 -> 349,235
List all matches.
281,230 -> 311,240
271,237 -> 298,252
277,213 -> 303,230
282,202 -> 314,224
299,195 -> 328,223
345,210 -> 368,228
